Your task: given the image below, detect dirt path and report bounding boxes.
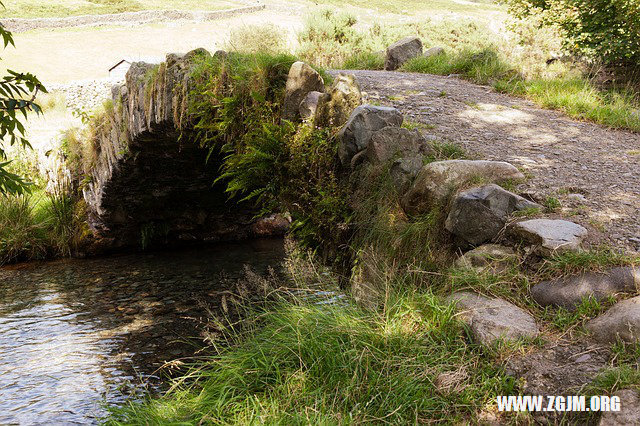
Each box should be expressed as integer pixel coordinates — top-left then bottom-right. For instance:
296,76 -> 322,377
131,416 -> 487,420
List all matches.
340,70 -> 640,253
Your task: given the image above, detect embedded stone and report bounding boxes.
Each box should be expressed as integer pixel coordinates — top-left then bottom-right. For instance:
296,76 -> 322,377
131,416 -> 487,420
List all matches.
299,91 -> 325,121
599,389 -> 640,426
385,36 -> 423,71
314,73 -> 362,128
389,156 -> 423,194
445,184 -> 540,247
337,105 -> 403,166
455,244 -> 516,272
510,219 -> 588,256
424,46 -> 445,57
532,266 -> 640,309
367,126 -> 429,165
283,61 -> 325,120
402,160 -> 525,216
586,296 -> 640,343
448,292 -> 539,345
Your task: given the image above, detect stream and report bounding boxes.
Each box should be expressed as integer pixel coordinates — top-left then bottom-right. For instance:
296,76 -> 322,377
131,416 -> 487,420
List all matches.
0,238 -> 285,425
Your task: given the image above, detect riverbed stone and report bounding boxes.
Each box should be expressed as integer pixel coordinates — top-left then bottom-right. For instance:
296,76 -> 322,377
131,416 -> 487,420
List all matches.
385,36 -> 423,71
337,105 -> 403,166
599,389 -> 640,426
532,267 -> 640,309
586,296 -> 640,343
314,73 -> 362,128
448,292 -> 539,345
445,184 -> 540,247
510,219 -> 588,256
402,160 -> 525,216
455,244 -> 516,272
283,61 -> 325,120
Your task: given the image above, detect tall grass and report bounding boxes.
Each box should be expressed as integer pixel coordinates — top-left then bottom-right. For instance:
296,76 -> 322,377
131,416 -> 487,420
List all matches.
108,290 -> 517,424
0,189 -> 80,265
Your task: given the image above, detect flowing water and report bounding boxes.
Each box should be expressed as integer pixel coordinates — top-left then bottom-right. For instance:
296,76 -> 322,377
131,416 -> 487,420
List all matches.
0,238 -> 285,425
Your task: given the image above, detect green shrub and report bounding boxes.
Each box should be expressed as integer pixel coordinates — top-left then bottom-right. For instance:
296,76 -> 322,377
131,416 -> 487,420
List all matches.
226,24 -> 290,54
507,0 -> 640,72
0,194 -> 47,263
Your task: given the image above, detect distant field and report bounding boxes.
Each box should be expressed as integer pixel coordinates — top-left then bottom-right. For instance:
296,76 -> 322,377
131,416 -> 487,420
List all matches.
0,0 -> 243,19
314,0 -> 503,16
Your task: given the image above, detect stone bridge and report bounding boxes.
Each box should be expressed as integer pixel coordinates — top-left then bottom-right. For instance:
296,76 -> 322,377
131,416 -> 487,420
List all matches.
82,50 -> 287,251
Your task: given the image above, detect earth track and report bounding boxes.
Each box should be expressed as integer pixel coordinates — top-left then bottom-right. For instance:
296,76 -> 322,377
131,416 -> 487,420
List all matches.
338,69 -> 640,254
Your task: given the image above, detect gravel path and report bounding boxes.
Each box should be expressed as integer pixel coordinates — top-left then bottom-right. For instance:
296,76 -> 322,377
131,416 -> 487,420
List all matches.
338,70 -> 640,253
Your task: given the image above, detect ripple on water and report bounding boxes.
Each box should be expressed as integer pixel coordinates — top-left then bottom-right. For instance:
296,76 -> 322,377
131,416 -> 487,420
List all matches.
0,238 -> 285,424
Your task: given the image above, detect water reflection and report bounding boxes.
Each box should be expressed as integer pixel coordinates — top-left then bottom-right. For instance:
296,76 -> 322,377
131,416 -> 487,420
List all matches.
0,238 -> 285,425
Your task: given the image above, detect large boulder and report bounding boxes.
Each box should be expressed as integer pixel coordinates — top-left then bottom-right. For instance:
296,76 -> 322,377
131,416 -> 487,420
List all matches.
510,219 -> 588,256
448,292 -> 539,346
385,36 -> 423,71
586,296 -> 640,343
402,160 -> 525,216
445,184 -> 540,247
531,266 -> 640,309
599,389 -> 640,426
337,105 -> 403,166
314,73 -> 362,128
283,61 -> 325,120
455,244 -> 516,273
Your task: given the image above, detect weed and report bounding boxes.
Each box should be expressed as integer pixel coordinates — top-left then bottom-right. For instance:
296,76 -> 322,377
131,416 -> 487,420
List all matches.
543,196 -> 561,212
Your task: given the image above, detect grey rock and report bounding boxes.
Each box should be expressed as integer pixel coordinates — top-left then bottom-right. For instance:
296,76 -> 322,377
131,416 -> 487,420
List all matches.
510,219 -> 588,256
314,73 -> 362,128
367,126 -> 429,165
299,91 -> 325,121
532,266 -> 640,309
337,105 -> 403,166
455,244 -> 516,272
424,46 -> 445,57
283,61 -> 325,120
389,156 -> 423,193
445,184 -> 540,246
385,36 -> 423,71
448,292 -> 539,345
599,389 -> 640,426
402,160 -> 525,216
586,296 -> 640,343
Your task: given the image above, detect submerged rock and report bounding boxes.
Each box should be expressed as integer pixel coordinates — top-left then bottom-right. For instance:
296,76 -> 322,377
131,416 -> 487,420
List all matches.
510,219 -> 588,256
402,160 -> 525,216
448,291 -> 539,345
337,105 -> 403,166
445,184 -> 540,247
385,36 -> 423,71
283,61 -> 325,121
586,296 -> 640,343
531,266 -> 640,309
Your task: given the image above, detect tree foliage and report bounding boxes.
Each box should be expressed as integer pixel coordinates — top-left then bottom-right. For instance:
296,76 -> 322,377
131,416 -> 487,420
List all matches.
0,3 -> 46,194
507,0 -> 640,71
